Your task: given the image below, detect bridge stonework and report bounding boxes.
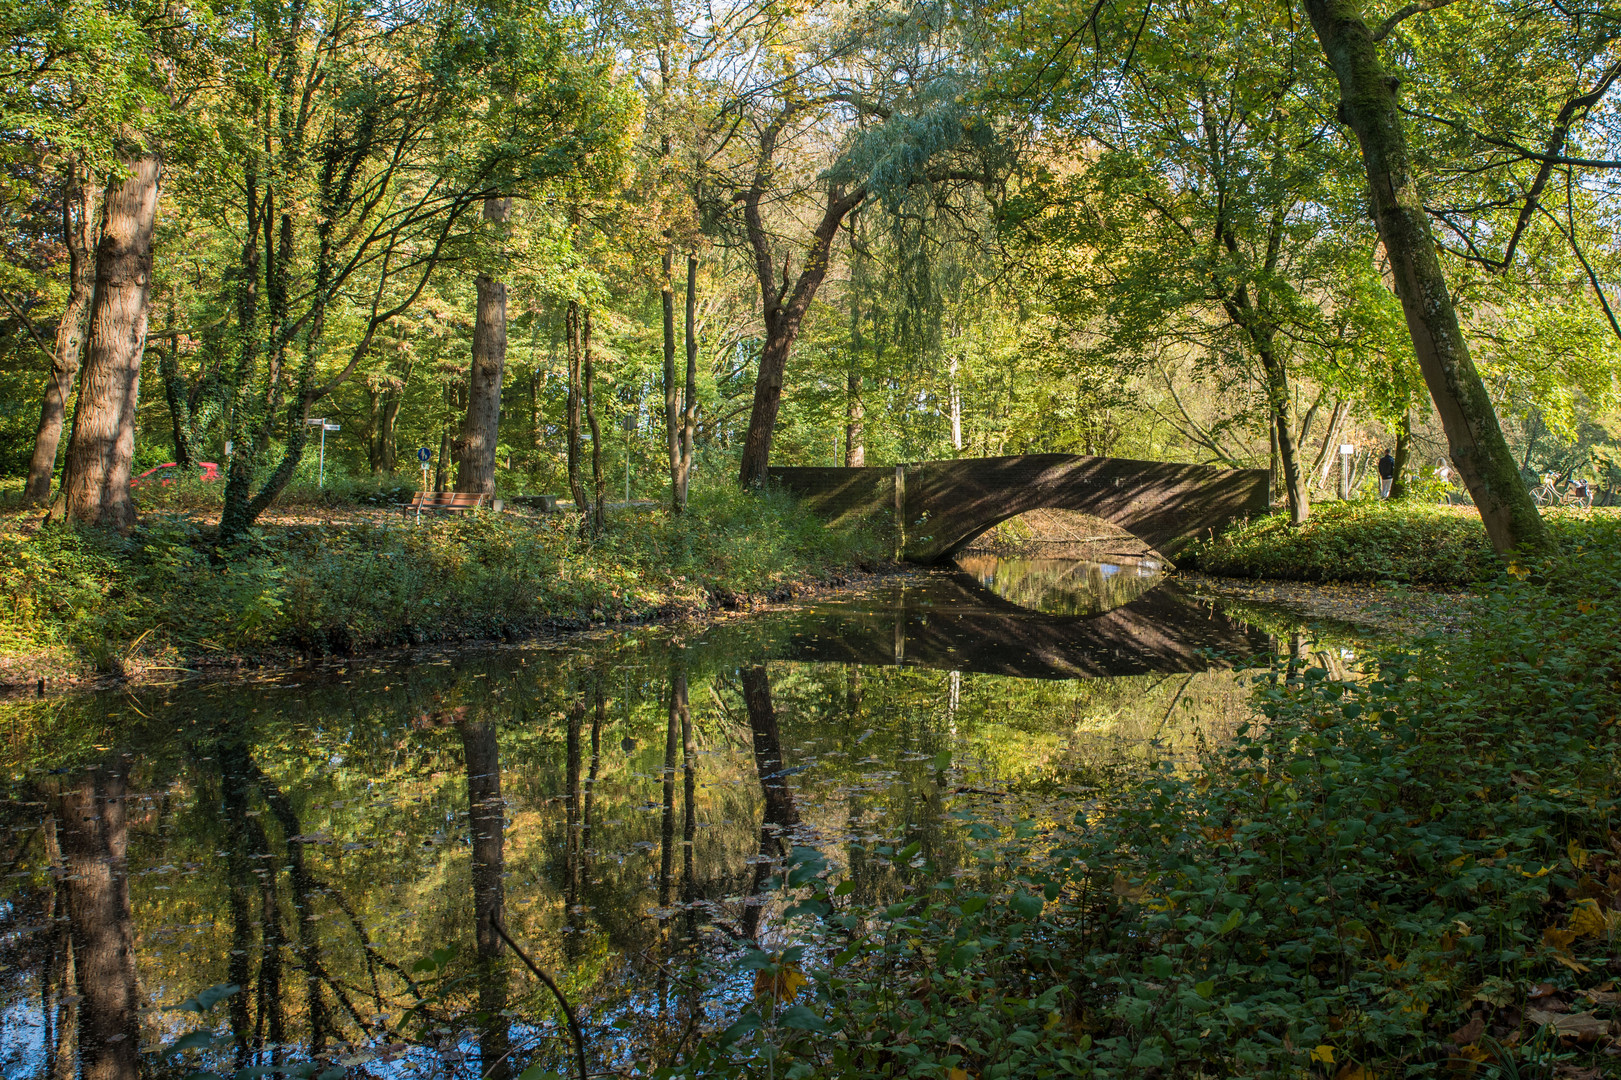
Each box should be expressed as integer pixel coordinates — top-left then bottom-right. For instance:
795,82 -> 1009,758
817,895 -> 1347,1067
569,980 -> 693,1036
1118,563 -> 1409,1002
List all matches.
769,454 -> 1269,563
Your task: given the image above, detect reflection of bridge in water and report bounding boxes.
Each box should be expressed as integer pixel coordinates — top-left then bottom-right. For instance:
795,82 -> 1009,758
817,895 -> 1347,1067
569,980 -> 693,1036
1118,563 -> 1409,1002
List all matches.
750,571 -> 1275,681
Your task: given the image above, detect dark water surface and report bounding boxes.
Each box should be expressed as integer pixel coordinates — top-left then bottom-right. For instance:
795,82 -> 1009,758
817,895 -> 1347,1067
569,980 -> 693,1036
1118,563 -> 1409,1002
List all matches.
0,561 -> 1338,1079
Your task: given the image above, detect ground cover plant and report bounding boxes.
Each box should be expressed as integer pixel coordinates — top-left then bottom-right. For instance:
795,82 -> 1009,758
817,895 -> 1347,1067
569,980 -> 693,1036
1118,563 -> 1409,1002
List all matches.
0,483 -> 887,683
1183,500 -> 1620,585
670,516 -> 1621,1078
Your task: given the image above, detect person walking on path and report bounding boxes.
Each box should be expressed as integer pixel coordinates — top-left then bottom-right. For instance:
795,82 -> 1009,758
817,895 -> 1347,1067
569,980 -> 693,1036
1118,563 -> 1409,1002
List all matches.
1378,449 -> 1396,499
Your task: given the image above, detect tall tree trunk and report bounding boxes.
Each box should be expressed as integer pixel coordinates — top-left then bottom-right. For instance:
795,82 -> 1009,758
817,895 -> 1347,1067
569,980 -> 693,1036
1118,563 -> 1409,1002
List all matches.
675,253 -> 699,511
737,166 -> 866,487
53,764 -> 140,1080
435,426 -> 451,492
1390,409 -> 1412,499
50,152 -> 161,532
845,371 -> 865,466
459,720 -> 511,1080
1303,0 -> 1550,554
1312,399 -> 1349,490
26,164 -> 98,506
457,198 -> 511,497
663,246 -> 680,510
565,301 -> 587,513
949,356 -> 962,453
584,307 -> 605,534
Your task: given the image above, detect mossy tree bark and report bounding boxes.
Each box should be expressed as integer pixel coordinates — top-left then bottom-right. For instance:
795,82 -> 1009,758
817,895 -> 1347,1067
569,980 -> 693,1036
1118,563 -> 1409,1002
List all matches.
1303,0 -> 1550,554
1390,411 -> 1412,498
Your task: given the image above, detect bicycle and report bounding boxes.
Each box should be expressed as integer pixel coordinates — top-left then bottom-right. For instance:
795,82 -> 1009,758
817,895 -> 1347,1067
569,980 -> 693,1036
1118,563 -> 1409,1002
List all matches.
1530,474 -> 1594,508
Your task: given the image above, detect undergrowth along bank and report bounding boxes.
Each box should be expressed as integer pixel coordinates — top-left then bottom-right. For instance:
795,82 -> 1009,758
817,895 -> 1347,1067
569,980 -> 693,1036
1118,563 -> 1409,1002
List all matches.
0,484 -> 888,683
1183,499 -> 1617,584
676,516 -> 1621,1079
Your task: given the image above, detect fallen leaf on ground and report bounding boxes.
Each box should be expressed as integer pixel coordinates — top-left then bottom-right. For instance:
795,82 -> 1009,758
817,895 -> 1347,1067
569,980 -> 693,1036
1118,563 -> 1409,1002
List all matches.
1526,1009 -> 1609,1040
1449,1014 -> 1485,1045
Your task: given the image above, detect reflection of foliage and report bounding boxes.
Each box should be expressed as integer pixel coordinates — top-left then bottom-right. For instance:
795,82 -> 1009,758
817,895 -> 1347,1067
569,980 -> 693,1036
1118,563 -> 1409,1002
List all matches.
671,519 -> 1621,1079
955,554 -> 1161,616
0,587 -> 1304,1076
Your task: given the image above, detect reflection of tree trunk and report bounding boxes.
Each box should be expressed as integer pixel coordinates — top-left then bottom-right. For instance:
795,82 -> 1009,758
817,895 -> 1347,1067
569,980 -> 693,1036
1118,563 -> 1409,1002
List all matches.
659,671 -> 681,915
583,692 -> 602,869
220,754 -> 259,1066
53,765 -> 140,1080
41,816 -> 77,1080
460,721 -> 511,1080
679,668 -> 696,914
740,665 -> 800,940
564,698 -> 585,958
251,767 -> 330,1055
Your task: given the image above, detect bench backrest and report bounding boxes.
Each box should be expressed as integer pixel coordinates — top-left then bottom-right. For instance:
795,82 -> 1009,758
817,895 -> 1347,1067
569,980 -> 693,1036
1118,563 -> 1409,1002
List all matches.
407,491 -> 489,508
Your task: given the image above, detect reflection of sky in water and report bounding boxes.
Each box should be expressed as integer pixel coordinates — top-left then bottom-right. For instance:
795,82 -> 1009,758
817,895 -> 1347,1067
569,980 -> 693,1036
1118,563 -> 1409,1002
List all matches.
0,565 -> 1339,1078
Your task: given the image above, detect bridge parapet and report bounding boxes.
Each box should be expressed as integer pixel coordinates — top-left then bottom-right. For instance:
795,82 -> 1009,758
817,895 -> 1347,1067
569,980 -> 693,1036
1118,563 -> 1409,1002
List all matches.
770,454 -> 1269,564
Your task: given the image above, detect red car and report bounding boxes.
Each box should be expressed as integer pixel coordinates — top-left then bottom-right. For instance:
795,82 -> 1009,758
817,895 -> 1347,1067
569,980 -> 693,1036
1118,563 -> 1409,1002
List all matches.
132,462 -> 221,488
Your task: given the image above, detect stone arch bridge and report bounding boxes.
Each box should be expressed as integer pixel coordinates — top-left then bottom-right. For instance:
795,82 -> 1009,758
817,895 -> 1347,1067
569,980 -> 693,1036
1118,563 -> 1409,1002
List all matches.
769,453 -> 1270,563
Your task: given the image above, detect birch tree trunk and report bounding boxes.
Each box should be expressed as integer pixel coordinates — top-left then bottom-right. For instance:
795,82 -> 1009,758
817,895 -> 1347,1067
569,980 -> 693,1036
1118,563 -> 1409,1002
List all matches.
50,152 -> 160,532
1303,0 -> 1550,553
456,198 -> 511,497
25,164 -> 98,506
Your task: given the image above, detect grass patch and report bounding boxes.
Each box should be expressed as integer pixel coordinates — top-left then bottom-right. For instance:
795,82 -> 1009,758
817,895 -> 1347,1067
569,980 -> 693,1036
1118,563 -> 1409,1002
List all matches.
674,515 -> 1621,1078
0,483 -> 888,681
1182,499 -> 1619,584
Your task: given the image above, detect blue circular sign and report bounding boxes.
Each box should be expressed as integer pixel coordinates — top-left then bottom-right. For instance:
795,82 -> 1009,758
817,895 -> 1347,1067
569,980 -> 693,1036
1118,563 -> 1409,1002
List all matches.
417,447 -> 432,464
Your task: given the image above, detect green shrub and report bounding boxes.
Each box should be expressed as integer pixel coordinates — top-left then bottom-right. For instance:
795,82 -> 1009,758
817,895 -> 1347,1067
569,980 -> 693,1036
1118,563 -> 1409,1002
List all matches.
0,481 -> 887,673
1183,500 -> 1618,584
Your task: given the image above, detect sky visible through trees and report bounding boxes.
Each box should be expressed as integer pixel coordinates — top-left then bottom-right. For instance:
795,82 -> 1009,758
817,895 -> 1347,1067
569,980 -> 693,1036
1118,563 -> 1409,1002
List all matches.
1,0 -> 1619,538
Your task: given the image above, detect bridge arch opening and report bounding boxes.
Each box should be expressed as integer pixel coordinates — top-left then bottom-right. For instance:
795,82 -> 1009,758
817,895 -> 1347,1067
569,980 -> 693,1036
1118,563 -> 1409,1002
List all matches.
947,507 -> 1164,563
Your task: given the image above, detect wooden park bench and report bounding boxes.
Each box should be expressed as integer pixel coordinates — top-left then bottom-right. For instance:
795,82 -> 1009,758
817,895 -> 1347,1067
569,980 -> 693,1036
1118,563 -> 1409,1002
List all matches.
401,491 -> 490,516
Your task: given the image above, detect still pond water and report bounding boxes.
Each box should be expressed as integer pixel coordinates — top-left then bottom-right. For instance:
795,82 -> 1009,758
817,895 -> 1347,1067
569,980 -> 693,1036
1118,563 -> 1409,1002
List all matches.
0,559 -> 1358,1079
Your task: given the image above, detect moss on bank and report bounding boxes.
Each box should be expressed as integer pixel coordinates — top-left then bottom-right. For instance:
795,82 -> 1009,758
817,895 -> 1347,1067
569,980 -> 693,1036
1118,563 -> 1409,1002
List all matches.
0,484 -> 888,685
1182,499 -> 1617,584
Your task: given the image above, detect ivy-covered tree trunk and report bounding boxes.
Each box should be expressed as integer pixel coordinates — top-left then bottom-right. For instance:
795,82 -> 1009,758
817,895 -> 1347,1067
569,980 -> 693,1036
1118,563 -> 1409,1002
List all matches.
1303,0 -> 1550,554
674,253 -> 699,511
456,198 -> 511,497
584,307 -> 606,535
25,163 -> 97,507
663,246 -> 680,510
565,301 -> 588,514
50,152 -> 161,533
1390,410 -> 1412,498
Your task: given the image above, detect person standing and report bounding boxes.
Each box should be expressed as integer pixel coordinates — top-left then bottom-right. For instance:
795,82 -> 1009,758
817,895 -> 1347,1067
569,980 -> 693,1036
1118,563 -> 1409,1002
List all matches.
1378,449 -> 1396,499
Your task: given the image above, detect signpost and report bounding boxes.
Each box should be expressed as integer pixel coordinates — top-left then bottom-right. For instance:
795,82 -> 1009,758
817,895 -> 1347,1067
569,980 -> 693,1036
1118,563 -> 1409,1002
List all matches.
1339,443 -> 1354,501
305,417 -> 340,488
416,447 -> 432,525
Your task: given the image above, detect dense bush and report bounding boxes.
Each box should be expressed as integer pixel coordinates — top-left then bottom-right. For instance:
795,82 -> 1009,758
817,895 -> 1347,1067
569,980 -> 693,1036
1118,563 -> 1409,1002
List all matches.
0,483 -> 886,676
1182,500 -> 1618,584
677,515 -> 1621,1078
